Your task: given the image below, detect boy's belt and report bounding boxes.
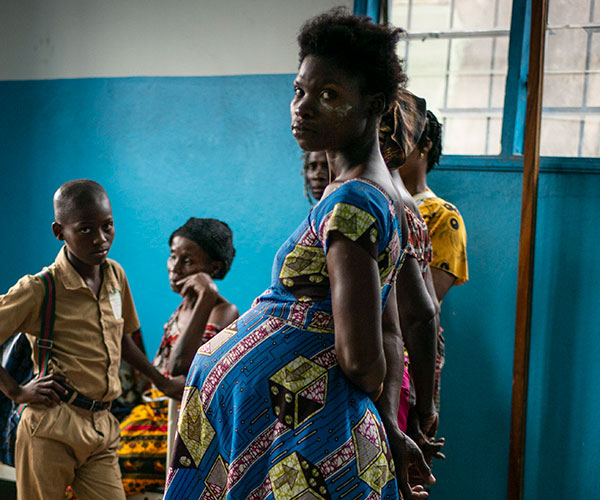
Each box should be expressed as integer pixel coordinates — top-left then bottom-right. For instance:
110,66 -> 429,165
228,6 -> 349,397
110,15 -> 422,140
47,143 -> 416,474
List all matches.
61,386 -> 112,411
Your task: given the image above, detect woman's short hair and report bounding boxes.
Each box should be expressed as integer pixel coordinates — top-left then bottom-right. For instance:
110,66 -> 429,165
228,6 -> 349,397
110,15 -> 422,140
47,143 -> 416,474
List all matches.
418,111 -> 443,172
297,7 -> 406,111
169,218 -> 235,280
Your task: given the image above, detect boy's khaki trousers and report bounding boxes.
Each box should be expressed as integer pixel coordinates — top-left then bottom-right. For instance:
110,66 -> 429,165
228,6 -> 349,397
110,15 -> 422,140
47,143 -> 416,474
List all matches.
15,402 -> 125,500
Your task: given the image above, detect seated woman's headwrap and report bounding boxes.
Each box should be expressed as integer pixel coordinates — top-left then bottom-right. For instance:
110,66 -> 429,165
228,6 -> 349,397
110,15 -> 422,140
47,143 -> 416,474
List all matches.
379,89 -> 427,169
170,218 -> 236,279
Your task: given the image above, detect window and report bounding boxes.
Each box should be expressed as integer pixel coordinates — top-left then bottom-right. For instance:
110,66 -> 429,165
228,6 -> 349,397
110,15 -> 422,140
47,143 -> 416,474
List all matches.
392,0 -> 513,155
390,0 -> 600,159
541,0 -> 600,157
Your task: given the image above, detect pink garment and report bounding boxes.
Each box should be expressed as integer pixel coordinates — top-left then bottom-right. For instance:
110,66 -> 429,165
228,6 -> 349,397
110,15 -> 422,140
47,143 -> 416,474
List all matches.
397,205 -> 432,429
398,356 -> 411,432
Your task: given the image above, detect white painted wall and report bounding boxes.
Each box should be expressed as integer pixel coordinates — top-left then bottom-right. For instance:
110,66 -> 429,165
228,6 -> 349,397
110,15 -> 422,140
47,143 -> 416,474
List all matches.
0,0 -> 353,80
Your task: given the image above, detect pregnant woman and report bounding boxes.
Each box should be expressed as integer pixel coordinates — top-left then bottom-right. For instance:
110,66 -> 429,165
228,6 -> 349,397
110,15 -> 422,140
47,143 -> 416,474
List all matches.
164,9 -> 432,500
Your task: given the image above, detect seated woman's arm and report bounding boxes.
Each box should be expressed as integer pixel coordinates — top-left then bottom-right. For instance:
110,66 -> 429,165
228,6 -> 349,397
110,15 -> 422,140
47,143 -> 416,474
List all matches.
168,272 -> 238,377
121,333 -> 185,399
327,231 -> 386,395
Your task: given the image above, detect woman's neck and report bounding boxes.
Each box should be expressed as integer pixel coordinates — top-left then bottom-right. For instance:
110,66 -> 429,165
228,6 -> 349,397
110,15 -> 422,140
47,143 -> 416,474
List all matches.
400,168 -> 427,196
327,131 -> 385,181
390,170 -> 411,202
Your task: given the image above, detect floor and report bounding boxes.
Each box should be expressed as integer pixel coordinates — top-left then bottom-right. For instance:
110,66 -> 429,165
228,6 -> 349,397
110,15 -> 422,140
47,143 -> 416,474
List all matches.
0,479 -> 16,499
0,481 -> 164,500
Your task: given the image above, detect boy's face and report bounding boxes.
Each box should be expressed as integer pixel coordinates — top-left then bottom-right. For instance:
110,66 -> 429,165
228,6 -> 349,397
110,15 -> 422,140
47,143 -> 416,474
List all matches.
52,196 -> 115,267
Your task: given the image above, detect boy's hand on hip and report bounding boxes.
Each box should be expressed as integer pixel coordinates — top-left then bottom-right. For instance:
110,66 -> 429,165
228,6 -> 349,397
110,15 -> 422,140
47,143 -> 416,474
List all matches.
16,374 -> 69,406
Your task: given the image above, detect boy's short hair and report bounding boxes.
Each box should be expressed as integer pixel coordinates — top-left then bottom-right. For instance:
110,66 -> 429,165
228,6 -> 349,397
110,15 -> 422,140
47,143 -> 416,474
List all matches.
53,179 -> 110,223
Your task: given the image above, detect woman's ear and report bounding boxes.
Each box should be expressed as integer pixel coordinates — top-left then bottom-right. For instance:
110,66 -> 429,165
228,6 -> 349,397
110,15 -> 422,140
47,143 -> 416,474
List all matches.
368,93 -> 386,117
422,137 -> 433,154
211,261 -> 224,278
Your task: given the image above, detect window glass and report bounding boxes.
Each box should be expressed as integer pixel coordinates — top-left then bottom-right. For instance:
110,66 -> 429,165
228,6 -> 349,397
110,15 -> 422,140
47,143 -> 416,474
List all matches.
541,0 -> 600,157
392,0 -> 512,155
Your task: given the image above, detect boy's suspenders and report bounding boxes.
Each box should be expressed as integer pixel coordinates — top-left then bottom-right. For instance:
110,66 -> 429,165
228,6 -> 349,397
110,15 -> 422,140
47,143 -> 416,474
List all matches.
14,269 -> 56,419
37,270 -> 57,376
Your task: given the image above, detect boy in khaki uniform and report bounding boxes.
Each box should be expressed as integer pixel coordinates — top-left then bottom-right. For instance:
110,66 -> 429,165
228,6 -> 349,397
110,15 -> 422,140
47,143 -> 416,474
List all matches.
0,180 -> 183,500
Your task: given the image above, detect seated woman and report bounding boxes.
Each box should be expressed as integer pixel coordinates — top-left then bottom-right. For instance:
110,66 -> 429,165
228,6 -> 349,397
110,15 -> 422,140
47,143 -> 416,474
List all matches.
164,9 -> 433,500
118,217 -> 238,496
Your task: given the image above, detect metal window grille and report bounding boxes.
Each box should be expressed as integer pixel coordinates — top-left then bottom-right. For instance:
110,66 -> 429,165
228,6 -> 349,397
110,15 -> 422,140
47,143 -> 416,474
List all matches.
541,3 -> 600,157
392,0 -> 600,158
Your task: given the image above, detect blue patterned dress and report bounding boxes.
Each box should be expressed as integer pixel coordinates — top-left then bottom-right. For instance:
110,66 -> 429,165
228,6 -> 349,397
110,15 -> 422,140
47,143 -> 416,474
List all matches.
164,179 -> 402,500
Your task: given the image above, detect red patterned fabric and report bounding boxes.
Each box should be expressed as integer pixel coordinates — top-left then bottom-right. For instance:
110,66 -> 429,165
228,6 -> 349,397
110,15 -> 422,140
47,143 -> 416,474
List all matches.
403,204 -> 433,276
202,323 -> 218,341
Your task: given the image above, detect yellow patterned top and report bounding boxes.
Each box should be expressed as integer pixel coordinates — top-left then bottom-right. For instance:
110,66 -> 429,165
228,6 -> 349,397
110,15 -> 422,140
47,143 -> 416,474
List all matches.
415,188 -> 468,285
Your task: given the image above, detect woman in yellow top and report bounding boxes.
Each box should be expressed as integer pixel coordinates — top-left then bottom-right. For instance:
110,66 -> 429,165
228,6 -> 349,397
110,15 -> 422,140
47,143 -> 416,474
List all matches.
399,111 -> 468,300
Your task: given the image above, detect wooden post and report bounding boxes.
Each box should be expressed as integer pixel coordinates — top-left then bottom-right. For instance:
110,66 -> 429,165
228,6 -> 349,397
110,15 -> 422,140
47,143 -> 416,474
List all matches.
507,0 -> 548,499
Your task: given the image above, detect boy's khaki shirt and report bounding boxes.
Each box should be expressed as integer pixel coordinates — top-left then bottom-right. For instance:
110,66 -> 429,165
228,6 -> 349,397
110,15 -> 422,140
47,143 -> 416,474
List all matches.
0,247 -> 140,402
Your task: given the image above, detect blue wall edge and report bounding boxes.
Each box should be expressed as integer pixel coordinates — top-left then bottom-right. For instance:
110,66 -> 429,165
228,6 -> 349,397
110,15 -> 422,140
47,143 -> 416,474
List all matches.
439,154 -> 599,174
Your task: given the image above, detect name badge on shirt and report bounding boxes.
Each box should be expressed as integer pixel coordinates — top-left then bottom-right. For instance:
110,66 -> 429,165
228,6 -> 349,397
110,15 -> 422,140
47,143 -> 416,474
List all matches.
109,290 -> 122,319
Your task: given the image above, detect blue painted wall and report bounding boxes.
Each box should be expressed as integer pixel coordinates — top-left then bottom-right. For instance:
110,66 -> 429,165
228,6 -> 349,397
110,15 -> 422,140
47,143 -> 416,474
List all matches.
1,76 -> 599,498
524,173 -> 600,499
0,75 -> 306,357
423,168 -> 522,498
426,168 -> 600,499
